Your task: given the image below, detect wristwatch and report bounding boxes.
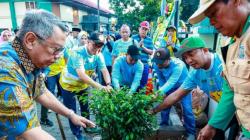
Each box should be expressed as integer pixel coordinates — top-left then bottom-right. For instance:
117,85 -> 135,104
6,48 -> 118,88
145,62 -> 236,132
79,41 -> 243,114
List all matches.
106,82 -> 111,86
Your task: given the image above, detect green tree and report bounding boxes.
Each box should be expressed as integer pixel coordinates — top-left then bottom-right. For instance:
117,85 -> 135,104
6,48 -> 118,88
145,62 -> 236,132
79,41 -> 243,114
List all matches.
109,0 -> 161,32
180,0 -> 199,22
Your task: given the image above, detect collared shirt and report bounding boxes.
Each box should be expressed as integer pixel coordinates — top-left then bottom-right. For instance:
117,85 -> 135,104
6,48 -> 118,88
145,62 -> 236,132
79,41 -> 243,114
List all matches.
181,53 -> 223,102
154,58 -> 188,96
132,34 -> 154,64
59,46 -> 106,92
209,15 -> 250,138
111,38 -> 138,57
0,38 -> 46,137
112,56 -> 143,93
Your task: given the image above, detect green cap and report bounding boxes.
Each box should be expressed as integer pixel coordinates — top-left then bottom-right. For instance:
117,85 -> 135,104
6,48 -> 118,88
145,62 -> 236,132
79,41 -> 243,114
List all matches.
175,36 -> 206,58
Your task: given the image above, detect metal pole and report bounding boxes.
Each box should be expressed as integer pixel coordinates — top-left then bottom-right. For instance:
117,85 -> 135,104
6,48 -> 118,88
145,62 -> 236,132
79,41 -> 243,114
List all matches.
97,0 -> 100,32
56,113 -> 66,140
174,0 -> 179,30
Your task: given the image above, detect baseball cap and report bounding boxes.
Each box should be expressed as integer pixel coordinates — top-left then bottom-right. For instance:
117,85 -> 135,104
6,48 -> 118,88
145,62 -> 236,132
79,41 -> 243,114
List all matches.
189,0 -> 216,24
88,32 -> 105,47
152,48 -> 170,64
166,25 -> 176,31
140,21 -> 150,29
72,27 -> 81,32
175,36 -> 206,58
127,45 -> 140,60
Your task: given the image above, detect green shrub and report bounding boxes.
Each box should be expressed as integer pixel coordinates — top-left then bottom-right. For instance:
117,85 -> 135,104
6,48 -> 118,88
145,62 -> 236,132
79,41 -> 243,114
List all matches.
82,88 -> 161,140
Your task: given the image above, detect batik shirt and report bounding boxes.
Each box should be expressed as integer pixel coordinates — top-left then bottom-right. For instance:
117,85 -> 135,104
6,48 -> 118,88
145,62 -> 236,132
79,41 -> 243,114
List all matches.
0,38 -> 46,138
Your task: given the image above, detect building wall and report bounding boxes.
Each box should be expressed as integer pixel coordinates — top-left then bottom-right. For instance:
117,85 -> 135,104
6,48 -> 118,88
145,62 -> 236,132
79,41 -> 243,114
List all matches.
15,2 -> 26,28
52,3 -> 61,18
60,5 -> 73,23
0,2 -> 12,29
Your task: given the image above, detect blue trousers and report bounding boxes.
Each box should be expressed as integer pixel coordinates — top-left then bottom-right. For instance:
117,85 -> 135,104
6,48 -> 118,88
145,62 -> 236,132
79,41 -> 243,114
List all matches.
41,73 -> 61,120
139,64 -> 149,90
161,91 -> 196,135
60,86 -> 88,136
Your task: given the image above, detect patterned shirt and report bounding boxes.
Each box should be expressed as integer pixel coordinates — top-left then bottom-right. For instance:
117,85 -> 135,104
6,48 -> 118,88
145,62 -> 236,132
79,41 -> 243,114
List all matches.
0,38 -> 46,138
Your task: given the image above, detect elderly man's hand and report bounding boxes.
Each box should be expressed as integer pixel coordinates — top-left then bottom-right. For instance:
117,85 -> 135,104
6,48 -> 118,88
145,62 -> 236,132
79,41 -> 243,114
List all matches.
197,124 -> 216,140
70,113 -> 96,128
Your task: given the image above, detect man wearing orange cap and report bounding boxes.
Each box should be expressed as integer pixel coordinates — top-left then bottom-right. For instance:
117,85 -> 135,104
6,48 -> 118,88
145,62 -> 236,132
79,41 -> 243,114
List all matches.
188,0 -> 250,139
132,21 -> 154,91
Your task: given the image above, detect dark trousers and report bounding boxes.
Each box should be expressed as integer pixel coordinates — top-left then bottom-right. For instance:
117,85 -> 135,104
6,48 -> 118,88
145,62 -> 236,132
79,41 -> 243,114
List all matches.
41,73 -> 61,120
60,86 -> 88,136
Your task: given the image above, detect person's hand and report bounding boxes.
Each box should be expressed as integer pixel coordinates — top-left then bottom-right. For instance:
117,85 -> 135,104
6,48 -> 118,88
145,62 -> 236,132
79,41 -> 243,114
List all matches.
197,124 -> 216,140
139,39 -> 144,48
191,88 -> 203,108
101,85 -> 113,92
167,41 -> 172,46
106,85 -> 113,92
70,113 -> 96,128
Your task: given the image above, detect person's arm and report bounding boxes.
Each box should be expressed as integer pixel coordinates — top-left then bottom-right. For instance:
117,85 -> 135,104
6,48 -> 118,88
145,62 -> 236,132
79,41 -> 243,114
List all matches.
76,68 -> 103,89
129,61 -> 144,93
153,88 -> 190,113
112,57 -> 121,90
138,39 -> 154,55
152,69 -> 197,113
98,54 -> 112,88
36,88 -> 95,128
71,52 -> 104,89
111,41 -> 118,65
198,79 -> 236,140
158,64 -> 184,95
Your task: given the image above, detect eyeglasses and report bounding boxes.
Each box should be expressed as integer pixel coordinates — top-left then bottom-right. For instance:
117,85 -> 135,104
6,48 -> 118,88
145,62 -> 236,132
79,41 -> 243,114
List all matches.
34,33 -> 65,55
3,34 -> 11,37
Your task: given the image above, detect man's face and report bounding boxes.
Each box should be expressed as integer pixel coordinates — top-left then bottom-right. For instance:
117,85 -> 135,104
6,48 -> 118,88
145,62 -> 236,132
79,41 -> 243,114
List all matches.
72,31 -> 79,38
27,26 -> 66,68
87,40 -> 103,55
120,26 -> 130,40
126,54 -> 138,65
204,0 -> 239,37
139,27 -> 149,38
80,35 -> 88,46
157,59 -> 170,69
182,49 -> 206,69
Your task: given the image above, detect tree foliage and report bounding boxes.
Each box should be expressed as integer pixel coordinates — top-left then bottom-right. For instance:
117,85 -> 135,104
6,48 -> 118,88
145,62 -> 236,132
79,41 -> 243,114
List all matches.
109,0 -> 161,32
179,0 -> 199,22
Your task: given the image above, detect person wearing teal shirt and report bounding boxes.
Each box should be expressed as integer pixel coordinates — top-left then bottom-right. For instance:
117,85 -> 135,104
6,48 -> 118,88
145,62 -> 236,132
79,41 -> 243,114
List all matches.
59,32 -> 112,139
111,24 -> 139,64
188,0 -> 250,139
112,45 -> 143,94
152,48 -> 195,138
151,36 -> 228,140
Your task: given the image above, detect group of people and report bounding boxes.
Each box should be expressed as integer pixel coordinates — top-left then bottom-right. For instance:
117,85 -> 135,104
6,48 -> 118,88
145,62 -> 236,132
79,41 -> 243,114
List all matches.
0,0 -> 250,140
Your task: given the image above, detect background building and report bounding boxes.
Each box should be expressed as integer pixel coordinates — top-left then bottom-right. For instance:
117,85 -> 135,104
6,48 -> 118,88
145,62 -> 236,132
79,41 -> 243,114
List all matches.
0,0 -> 114,33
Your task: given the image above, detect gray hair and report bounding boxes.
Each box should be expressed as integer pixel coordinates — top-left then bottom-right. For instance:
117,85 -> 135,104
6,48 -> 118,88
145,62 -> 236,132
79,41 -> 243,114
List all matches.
120,24 -> 131,32
17,9 -> 67,42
